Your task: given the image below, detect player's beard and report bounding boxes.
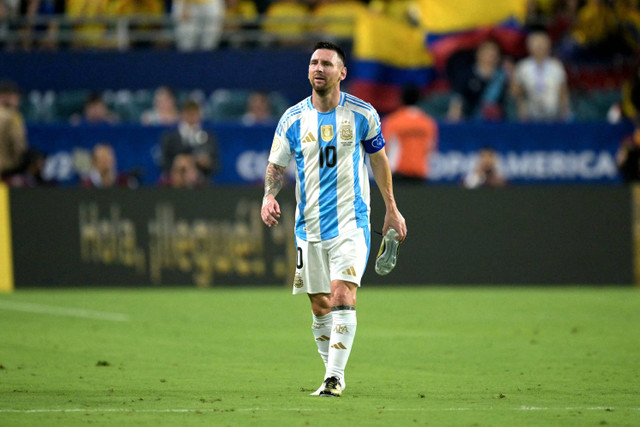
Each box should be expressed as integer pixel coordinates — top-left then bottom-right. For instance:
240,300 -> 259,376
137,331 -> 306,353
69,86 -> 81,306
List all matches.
310,78 -> 334,96
313,84 -> 330,96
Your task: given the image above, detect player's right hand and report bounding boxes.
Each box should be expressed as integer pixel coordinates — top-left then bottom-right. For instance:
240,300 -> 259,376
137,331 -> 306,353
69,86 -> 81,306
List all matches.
261,195 -> 281,227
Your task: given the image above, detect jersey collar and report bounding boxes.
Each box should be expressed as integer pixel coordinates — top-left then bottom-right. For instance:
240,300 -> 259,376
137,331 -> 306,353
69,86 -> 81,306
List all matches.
307,92 -> 346,112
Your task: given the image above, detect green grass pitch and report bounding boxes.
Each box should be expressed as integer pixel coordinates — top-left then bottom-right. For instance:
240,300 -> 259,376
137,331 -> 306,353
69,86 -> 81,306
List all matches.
0,286 -> 639,426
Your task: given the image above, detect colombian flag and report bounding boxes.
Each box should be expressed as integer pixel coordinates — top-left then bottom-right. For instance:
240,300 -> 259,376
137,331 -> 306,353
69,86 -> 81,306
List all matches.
349,10 -> 435,114
420,0 -> 528,70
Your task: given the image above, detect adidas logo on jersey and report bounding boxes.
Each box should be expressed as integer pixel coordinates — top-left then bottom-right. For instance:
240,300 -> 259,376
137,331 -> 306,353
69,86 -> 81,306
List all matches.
342,266 -> 356,277
302,133 -> 317,144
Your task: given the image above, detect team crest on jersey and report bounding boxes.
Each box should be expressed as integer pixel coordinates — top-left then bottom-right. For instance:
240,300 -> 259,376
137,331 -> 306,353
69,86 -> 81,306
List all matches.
321,125 -> 334,142
271,137 -> 282,152
293,273 -> 304,289
339,121 -> 353,146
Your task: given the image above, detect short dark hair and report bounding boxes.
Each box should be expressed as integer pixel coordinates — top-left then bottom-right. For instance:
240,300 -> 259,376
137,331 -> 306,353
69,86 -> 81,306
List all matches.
85,92 -> 105,107
313,41 -> 346,66
0,80 -> 20,95
182,99 -> 200,113
401,85 -> 421,106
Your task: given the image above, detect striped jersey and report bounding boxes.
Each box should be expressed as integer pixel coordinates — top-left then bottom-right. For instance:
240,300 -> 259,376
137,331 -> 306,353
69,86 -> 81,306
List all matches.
268,92 -> 385,242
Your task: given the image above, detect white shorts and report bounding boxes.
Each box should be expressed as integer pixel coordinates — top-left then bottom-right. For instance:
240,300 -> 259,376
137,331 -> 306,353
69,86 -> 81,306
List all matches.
292,226 -> 371,295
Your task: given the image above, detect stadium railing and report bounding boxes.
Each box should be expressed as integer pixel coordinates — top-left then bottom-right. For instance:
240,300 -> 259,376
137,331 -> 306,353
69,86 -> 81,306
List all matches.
0,14 -> 355,50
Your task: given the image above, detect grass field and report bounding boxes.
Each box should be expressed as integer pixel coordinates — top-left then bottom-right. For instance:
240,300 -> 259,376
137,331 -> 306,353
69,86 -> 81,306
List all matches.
0,286 -> 639,426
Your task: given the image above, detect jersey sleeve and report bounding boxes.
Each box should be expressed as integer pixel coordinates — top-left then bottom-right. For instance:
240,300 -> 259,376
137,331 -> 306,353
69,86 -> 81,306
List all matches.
268,119 -> 293,167
362,108 -> 385,154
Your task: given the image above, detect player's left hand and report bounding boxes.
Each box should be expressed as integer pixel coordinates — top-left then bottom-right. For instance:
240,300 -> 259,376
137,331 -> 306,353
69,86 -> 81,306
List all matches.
383,207 -> 407,243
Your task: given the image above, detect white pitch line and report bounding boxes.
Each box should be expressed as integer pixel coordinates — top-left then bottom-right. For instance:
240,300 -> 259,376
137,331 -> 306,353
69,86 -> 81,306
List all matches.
0,407 -> 638,414
0,409 -> 325,414
0,300 -> 130,322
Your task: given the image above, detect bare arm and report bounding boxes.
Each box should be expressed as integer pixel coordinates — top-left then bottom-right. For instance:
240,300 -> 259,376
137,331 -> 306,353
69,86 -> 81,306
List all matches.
447,95 -> 463,123
510,79 -> 528,122
261,162 -> 285,227
559,82 -> 571,121
369,149 -> 407,242
509,65 -> 529,122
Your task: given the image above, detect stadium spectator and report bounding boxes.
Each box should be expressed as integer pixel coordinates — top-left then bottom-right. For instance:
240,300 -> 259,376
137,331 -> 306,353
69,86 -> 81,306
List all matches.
65,0 -> 111,49
512,31 -> 571,122
614,0 -> 640,57
5,147 -> 48,187
0,0 -> 20,49
224,0 -> 259,47
167,153 -> 203,188
108,0 -> 165,49
381,85 -> 438,184
172,0 -> 226,51
160,99 -> 219,179
462,147 -> 507,189
262,0 -> 310,45
21,0 -> 65,51
446,39 -> 508,122
616,126 -> 640,183
80,143 -> 126,188
558,0 -> 619,63
253,0 -> 271,14
545,0 -> 580,45
141,86 -> 180,126
226,0 -> 258,21
311,0 -> 367,40
241,91 -> 275,126
0,80 -> 28,178
70,92 -> 119,126
0,79 -> 23,113
621,62 -> 640,124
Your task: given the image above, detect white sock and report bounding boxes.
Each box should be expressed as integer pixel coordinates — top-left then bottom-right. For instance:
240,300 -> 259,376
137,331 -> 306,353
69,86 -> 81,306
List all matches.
325,309 -> 357,383
312,312 -> 333,367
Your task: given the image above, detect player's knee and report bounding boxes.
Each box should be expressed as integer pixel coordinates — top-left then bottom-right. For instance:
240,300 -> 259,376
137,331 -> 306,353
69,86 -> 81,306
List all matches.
330,280 -> 357,308
311,303 -> 330,316
308,293 -> 331,316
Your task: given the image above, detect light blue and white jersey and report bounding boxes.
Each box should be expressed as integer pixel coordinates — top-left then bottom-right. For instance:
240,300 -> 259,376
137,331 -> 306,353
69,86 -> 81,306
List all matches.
268,92 -> 385,242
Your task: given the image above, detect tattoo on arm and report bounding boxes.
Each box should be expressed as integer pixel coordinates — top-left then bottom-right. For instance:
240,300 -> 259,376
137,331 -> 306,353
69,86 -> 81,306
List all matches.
264,163 -> 285,199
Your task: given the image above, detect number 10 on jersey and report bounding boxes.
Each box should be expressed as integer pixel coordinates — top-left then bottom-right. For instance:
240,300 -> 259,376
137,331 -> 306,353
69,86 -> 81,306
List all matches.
319,145 -> 337,168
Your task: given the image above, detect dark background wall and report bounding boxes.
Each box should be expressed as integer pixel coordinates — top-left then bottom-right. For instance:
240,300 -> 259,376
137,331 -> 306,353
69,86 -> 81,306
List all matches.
0,50 -> 313,102
365,186 -> 632,285
10,186 -> 633,288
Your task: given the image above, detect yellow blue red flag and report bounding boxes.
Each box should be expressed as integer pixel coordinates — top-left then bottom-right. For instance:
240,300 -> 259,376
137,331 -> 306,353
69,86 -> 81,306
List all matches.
419,0 -> 528,69
350,10 -> 435,114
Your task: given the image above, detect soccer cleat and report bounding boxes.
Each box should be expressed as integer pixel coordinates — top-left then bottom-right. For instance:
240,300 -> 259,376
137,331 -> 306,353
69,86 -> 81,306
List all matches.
310,377 -> 346,395
375,227 -> 400,275
319,376 -> 342,397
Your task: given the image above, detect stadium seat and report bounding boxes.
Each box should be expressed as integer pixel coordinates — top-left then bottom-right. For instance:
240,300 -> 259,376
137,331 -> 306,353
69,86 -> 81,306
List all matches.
572,89 -> 621,122
22,90 -> 57,123
53,90 -> 90,121
418,91 -> 452,120
209,89 -> 288,122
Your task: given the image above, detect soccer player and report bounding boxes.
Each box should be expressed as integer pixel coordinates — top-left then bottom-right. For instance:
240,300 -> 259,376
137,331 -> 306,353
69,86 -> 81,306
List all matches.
260,41 -> 407,397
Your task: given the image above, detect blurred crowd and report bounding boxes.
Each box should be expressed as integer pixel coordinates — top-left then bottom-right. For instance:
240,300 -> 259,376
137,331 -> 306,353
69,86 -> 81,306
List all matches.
0,0 -> 408,50
0,0 -> 636,57
1,0 -> 640,189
